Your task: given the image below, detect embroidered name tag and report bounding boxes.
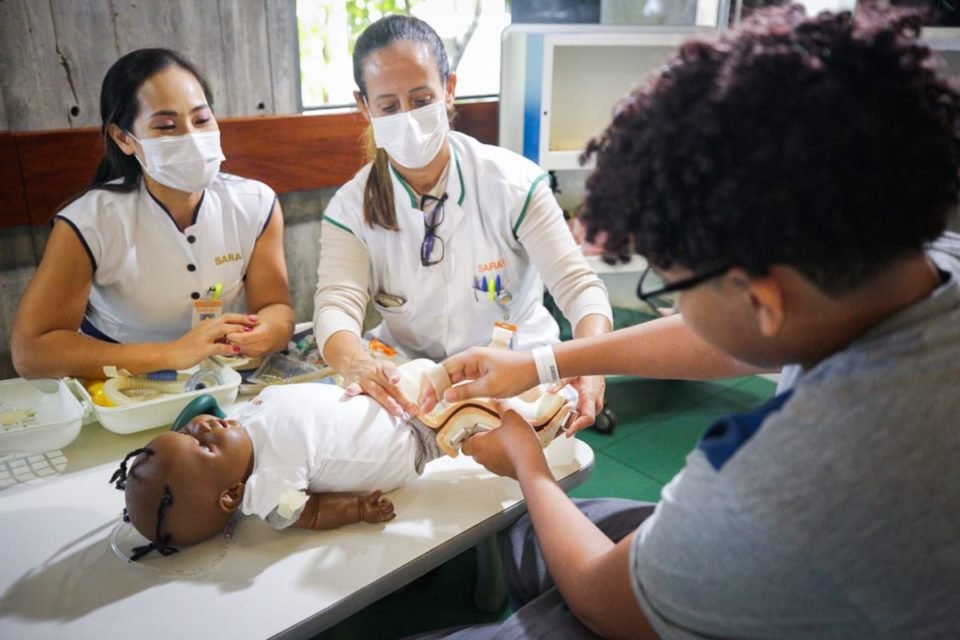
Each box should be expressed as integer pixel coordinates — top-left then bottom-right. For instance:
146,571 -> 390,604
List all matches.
214,253 -> 242,266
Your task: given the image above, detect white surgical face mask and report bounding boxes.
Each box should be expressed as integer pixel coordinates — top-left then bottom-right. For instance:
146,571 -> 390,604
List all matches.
369,101 -> 449,169
131,130 -> 225,193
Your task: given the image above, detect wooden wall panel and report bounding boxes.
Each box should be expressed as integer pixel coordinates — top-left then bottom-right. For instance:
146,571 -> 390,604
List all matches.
453,99 -> 499,148
16,128 -> 104,225
0,133 -> 29,226
9,101 -> 499,227
220,112 -> 368,194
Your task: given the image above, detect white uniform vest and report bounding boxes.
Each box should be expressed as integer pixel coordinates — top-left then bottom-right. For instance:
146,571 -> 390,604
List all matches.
323,132 -> 568,360
56,174 -> 275,344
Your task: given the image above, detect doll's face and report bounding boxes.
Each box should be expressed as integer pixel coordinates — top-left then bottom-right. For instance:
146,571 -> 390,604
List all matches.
174,415 -> 254,476
125,415 -> 253,545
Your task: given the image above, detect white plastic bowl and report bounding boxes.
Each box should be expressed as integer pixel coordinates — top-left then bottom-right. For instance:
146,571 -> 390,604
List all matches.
0,378 -> 85,454
69,363 -> 242,435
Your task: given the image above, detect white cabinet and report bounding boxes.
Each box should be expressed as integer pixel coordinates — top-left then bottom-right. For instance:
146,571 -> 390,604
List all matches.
499,25 -> 711,169
498,25 -> 715,312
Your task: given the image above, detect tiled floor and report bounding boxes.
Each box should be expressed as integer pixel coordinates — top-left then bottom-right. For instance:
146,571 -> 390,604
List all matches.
313,374 -> 776,640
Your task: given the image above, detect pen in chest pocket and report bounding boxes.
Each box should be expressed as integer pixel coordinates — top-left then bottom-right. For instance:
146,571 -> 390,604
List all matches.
374,292 -> 406,308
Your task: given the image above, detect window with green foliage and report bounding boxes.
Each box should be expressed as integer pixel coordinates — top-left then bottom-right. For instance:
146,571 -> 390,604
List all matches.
297,0 -> 510,110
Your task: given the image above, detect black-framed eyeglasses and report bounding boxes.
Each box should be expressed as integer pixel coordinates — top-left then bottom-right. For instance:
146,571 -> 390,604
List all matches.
420,193 -> 447,267
636,264 -> 731,316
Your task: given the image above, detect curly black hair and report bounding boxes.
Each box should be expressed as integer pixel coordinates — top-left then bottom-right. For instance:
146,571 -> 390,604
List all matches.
582,5 -> 960,294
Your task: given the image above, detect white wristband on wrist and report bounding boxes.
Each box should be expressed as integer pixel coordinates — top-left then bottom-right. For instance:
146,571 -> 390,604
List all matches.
532,345 -> 561,385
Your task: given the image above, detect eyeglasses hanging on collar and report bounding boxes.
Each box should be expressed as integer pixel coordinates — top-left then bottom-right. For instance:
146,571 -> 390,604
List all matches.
420,193 -> 447,267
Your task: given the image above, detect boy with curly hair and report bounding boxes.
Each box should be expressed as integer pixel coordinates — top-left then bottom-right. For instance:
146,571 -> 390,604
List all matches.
416,5 -> 960,638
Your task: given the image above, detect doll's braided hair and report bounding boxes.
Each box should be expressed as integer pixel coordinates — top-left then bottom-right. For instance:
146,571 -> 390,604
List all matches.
109,447 -> 180,561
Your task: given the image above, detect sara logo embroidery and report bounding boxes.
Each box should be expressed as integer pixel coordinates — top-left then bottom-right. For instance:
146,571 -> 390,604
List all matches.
214,253 -> 242,266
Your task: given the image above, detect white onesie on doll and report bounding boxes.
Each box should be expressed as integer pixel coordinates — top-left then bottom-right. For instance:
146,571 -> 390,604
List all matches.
229,359 -> 572,529
230,381 -> 436,529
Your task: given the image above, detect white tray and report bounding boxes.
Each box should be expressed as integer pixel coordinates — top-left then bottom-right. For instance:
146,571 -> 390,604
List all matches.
0,378 -> 85,454
68,363 -> 241,435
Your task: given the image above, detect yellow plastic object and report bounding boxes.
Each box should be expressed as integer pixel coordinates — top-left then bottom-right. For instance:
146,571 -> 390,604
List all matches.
84,381 -> 115,407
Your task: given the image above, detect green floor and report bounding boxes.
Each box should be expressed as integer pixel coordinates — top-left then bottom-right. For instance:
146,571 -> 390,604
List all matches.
313,373 -> 776,640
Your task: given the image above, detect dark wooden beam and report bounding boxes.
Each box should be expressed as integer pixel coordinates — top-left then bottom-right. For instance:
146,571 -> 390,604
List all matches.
3,100 -> 499,227
0,132 -> 30,227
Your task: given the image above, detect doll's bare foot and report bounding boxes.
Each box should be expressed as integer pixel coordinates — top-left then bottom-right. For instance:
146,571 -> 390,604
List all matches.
359,490 -> 396,523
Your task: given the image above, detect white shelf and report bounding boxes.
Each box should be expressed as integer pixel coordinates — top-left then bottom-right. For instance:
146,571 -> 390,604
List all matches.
539,150 -> 595,171
584,254 -> 660,312
539,31 -> 697,169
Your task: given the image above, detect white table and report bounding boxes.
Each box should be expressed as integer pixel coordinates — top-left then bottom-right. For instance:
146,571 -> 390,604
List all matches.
0,417 -> 593,639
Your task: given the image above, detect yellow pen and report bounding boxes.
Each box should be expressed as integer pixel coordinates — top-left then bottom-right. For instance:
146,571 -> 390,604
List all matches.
207,282 -> 223,300
487,277 -> 496,301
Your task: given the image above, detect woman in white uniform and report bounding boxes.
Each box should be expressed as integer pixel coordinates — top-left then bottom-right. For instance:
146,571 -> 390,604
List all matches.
12,48 -> 295,380
314,15 -> 612,431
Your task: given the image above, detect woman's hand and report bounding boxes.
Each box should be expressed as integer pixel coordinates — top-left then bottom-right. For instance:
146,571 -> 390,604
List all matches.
165,313 -> 256,370
417,346 -> 540,413
224,313 -> 291,358
558,374 -> 606,435
343,354 -> 417,418
461,408 -> 548,480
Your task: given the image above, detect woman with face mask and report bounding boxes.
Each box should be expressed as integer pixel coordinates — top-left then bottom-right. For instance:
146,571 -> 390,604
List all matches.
11,48 -> 295,380
314,15 -> 612,432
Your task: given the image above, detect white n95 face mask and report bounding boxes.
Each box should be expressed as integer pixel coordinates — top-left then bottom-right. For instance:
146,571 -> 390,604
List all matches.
370,101 -> 449,169
133,130 -> 225,193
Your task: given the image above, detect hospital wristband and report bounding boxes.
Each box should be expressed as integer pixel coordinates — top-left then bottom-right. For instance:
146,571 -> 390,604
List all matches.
532,345 -> 561,385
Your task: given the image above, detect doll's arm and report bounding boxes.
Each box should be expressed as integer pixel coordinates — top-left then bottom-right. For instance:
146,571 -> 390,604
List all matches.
291,490 -> 396,530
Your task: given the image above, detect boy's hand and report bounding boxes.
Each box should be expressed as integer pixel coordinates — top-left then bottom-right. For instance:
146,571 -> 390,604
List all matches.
359,490 -> 396,523
461,409 -> 548,480
418,347 -> 539,413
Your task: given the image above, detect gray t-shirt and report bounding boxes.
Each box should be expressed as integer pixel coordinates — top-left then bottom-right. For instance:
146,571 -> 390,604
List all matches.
630,236 -> 960,638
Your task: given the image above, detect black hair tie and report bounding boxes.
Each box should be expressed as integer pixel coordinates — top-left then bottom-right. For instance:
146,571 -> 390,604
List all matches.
109,447 -> 154,490
129,484 -> 180,561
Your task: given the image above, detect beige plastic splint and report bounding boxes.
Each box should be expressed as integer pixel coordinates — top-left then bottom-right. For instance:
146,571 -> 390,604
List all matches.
403,330 -> 574,457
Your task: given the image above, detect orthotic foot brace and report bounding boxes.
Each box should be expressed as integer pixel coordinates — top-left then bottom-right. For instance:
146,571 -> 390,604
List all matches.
412,361 -> 575,458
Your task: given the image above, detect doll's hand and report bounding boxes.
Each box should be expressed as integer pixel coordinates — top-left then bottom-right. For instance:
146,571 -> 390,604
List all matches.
359,490 -> 396,523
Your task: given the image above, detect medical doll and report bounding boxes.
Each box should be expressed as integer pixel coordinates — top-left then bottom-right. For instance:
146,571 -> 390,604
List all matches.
313,15 -> 612,430
110,360 -> 574,558
12,48 -> 294,381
